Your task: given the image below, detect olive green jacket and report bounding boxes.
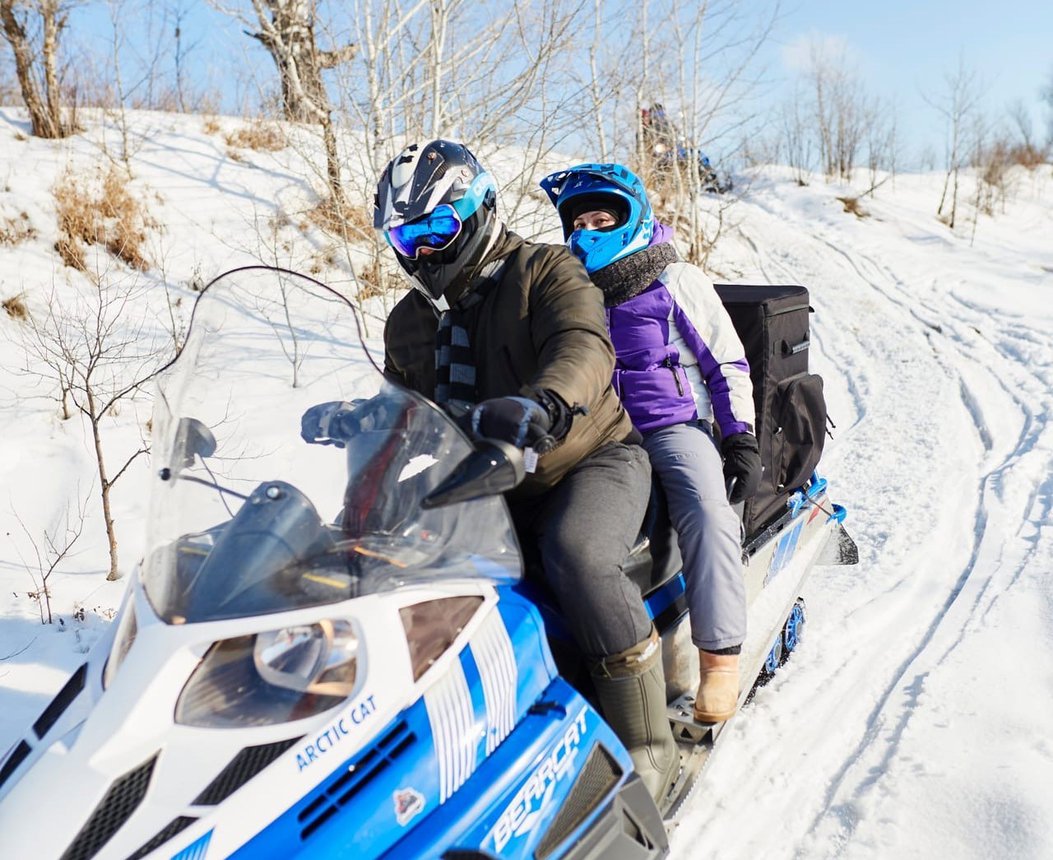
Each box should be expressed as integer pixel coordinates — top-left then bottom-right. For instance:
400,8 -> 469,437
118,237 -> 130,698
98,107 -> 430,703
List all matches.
383,228 -> 636,497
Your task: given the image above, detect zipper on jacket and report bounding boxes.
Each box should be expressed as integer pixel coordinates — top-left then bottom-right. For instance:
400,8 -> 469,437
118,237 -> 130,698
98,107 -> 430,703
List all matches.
663,356 -> 684,396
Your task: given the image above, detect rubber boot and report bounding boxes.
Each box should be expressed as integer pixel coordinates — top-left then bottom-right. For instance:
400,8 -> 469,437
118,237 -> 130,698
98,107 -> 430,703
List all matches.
693,649 -> 740,723
590,627 -> 679,804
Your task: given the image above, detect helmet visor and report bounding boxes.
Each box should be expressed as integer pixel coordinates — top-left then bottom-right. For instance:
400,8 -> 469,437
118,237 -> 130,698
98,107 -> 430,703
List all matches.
386,204 -> 463,260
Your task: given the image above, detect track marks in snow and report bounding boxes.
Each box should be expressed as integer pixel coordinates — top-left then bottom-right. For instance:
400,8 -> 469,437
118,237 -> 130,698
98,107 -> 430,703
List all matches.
686,188 -> 1052,858
958,377 -> 994,452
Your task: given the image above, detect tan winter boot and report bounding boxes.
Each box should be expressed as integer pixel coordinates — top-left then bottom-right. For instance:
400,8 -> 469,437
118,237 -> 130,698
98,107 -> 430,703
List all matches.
591,627 -> 680,804
693,649 -> 740,723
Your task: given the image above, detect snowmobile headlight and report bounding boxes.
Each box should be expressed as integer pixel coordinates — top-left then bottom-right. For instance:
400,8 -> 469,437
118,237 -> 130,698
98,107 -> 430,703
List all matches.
102,606 -> 138,689
400,596 -> 484,681
254,619 -> 359,696
175,619 -> 362,728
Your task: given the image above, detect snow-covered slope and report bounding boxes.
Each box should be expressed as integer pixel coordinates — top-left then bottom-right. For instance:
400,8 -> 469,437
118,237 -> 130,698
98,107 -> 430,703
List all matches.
1,111 -> 1051,858
675,167 -> 1053,858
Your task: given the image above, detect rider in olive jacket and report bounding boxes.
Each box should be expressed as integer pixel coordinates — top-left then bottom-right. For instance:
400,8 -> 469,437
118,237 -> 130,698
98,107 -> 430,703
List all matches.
384,226 -> 637,500
373,140 -> 679,802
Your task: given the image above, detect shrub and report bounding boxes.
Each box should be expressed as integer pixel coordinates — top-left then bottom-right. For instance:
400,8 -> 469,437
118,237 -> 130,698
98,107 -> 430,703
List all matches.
53,167 -> 156,271
2,293 -> 28,320
224,121 -> 287,152
306,194 -> 371,241
836,196 -> 869,218
0,212 -> 37,245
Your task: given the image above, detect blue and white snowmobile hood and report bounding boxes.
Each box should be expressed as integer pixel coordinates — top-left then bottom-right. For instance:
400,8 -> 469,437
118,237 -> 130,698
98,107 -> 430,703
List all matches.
0,269 -> 637,860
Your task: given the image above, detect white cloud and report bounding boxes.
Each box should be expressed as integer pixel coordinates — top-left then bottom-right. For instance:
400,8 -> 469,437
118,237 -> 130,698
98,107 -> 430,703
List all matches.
781,32 -> 855,73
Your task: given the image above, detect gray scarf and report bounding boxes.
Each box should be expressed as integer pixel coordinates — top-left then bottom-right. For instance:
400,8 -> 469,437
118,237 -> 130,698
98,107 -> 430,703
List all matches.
434,258 -> 507,408
590,242 -> 678,307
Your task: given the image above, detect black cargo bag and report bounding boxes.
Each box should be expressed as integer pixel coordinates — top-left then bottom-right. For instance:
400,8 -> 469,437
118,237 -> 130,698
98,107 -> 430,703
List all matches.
713,284 -> 827,536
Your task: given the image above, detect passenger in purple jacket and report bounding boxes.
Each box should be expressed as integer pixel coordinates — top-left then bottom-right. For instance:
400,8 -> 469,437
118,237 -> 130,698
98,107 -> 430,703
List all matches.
541,163 -> 763,725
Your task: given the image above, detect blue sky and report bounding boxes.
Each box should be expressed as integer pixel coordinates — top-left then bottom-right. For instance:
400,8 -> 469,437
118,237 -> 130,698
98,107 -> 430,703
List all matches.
762,0 -> 1053,161
63,1 -> 1053,169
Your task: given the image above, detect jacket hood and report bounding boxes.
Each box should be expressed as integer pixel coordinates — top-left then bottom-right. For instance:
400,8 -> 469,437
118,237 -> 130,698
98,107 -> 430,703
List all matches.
649,220 -> 674,247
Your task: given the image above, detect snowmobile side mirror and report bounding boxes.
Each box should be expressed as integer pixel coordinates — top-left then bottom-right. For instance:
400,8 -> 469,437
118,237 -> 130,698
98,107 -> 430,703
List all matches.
421,439 -> 525,509
174,417 -> 217,468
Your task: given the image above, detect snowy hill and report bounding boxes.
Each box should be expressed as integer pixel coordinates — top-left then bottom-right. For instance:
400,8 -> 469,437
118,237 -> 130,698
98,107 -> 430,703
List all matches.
2,109 -> 1052,859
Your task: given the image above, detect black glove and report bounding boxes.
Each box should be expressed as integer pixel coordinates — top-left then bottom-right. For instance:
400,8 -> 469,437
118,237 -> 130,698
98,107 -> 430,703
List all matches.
470,396 -> 553,450
470,388 -> 575,452
721,432 -> 762,503
300,400 -> 365,447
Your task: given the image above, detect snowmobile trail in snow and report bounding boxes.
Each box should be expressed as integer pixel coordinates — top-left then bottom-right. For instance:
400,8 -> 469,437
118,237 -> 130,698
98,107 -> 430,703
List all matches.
671,186 -> 1053,858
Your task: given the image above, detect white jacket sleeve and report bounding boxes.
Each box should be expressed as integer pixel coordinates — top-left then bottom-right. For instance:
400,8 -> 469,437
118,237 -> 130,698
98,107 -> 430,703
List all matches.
661,262 -> 755,437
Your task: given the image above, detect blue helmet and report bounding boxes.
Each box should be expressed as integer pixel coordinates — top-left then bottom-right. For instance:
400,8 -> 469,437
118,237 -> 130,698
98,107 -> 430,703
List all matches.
540,163 -> 654,273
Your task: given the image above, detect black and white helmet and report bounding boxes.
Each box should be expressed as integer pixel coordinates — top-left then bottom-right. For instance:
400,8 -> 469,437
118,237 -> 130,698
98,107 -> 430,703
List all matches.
375,140 -> 499,309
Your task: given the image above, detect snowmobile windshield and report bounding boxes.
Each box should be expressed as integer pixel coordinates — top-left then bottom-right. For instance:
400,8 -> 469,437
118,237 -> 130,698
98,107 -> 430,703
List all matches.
141,267 -> 522,624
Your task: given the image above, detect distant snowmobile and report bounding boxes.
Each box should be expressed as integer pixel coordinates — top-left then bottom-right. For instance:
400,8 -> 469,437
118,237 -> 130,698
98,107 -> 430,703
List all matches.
0,267 -> 855,858
639,104 -> 731,194
649,142 -> 728,194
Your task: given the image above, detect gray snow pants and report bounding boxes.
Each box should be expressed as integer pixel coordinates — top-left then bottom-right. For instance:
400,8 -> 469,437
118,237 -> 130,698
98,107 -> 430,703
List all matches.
510,441 -> 654,659
642,421 -> 747,651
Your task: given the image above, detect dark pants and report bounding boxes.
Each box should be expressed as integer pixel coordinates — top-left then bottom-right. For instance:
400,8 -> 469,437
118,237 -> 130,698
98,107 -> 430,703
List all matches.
510,442 -> 653,659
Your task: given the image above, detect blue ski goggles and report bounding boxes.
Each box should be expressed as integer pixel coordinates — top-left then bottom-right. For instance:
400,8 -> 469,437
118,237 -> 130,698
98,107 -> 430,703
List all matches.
385,204 -> 463,260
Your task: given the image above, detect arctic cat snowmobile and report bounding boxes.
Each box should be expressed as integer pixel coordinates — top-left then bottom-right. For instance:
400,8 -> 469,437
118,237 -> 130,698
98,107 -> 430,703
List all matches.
0,268 -> 856,859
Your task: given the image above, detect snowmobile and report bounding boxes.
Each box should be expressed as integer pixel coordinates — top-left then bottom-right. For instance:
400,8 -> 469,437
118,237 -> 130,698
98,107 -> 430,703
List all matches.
638,108 -> 729,194
0,267 -> 856,859
649,143 -> 728,194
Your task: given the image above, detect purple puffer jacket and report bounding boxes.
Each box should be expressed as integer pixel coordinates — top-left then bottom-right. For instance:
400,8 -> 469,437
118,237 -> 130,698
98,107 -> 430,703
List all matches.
605,223 -> 755,436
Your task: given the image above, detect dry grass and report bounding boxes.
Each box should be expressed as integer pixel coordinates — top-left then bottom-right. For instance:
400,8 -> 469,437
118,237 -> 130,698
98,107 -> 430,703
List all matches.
224,121 -> 287,152
55,236 -> 87,270
836,196 -> 868,218
355,257 -> 391,300
307,248 -> 338,275
302,195 -> 390,297
0,211 -> 37,245
306,194 -> 372,242
1008,143 -> 1050,170
202,116 -> 221,136
53,167 -> 156,272
2,293 -> 28,321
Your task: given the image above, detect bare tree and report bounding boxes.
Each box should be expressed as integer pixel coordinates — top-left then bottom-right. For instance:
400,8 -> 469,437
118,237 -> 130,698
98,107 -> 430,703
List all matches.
105,0 -> 145,167
864,97 -> 897,194
1043,67 -> 1053,145
320,0 -> 588,299
239,0 -> 355,122
607,0 -> 777,267
780,86 -> 814,186
211,0 -> 356,209
23,278 -> 169,580
170,0 -> 204,112
585,0 -> 610,160
1006,99 -> 1048,167
803,40 -> 871,182
0,0 -> 75,138
764,36 -> 897,194
925,56 -> 983,229
12,490 -> 89,624
201,0 -> 777,289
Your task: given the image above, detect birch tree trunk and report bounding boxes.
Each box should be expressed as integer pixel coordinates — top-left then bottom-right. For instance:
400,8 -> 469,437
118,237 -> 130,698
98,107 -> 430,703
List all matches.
0,0 -> 70,139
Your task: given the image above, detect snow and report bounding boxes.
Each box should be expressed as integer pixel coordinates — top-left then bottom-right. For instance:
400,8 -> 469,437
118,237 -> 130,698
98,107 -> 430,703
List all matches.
673,166 -> 1053,858
2,109 -> 1052,858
